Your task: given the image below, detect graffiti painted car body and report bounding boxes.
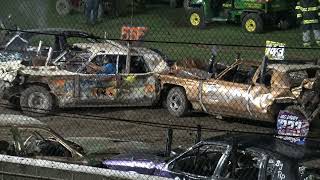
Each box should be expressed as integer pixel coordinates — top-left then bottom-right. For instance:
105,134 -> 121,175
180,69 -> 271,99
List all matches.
103,134 -> 320,180
160,57 -> 320,122
0,41 -> 170,116
0,114 -> 152,165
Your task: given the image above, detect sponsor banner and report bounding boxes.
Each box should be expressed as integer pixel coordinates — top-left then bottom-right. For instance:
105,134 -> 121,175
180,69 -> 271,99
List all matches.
277,110 -> 309,145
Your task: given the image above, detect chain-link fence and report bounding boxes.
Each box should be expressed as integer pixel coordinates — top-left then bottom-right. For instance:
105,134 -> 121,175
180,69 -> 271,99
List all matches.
0,0 -> 320,179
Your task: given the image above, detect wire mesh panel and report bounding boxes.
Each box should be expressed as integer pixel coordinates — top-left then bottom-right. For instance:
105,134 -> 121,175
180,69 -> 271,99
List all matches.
0,0 -> 320,179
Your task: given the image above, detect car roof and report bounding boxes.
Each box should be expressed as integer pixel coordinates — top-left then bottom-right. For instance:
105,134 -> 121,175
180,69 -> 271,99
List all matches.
73,42 -> 129,55
0,114 -> 46,127
21,28 -> 100,39
206,134 -> 320,161
73,41 -> 159,56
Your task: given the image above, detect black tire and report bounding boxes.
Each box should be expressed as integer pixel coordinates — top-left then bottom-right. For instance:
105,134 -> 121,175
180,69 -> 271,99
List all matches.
242,13 -> 264,33
20,86 -> 54,117
166,87 -> 189,117
187,8 -> 206,29
56,0 -> 71,16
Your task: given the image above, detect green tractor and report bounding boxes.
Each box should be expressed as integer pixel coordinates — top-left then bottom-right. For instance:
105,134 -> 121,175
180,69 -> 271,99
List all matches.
185,0 -> 297,33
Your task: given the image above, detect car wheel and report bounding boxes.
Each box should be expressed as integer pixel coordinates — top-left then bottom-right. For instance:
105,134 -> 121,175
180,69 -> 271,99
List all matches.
242,13 -> 263,33
20,86 -> 54,117
187,8 -> 206,29
56,0 -> 71,16
166,87 -> 189,117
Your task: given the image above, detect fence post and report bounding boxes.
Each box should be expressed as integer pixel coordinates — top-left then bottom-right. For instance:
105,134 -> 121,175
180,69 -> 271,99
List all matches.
195,125 -> 201,144
165,128 -> 173,157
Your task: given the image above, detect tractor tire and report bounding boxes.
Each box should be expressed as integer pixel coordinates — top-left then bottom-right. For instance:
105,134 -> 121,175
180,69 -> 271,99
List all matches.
20,86 -> 54,117
166,87 -> 189,117
56,0 -> 72,16
242,13 -> 264,33
187,8 -> 206,29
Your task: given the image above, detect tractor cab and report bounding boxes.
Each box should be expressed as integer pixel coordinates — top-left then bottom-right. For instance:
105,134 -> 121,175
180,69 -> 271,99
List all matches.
210,0 -> 236,20
185,0 -> 297,33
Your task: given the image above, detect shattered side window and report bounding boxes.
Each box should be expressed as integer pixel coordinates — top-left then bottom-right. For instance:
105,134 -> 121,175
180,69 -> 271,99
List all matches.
118,55 -> 127,73
220,64 -> 257,84
221,149 -> 261,180
92,55 -> 117,67
171,144 -> 227,177
130,56 -> 149,73
18,128 -> 72,158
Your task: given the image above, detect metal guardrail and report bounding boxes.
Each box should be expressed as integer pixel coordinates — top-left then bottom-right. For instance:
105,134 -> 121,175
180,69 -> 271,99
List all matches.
0,154 -> 171,180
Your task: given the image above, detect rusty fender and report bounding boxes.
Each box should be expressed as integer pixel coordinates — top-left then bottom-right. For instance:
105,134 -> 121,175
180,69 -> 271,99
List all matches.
159,74 -> 201,102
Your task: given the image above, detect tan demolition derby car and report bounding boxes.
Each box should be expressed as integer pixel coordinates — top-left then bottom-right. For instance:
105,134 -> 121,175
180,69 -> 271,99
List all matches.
160,56 -> 320,122
0,40 -> 172,116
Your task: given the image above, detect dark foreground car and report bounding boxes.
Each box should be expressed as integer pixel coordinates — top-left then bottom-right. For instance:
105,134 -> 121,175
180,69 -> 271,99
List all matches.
0,114 -> 151,166
102,134 -> 320,180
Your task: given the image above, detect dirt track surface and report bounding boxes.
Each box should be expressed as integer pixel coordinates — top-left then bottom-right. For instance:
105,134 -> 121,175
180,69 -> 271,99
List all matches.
0,100 -> 274,150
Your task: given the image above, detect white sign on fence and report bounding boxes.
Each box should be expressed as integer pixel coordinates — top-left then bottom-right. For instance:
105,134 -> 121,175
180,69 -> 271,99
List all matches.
265,41 -> 286,60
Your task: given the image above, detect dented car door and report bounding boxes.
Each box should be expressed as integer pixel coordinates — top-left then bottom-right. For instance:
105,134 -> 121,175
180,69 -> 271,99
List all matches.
201,64 -> 255,118
202,80 -> 252,118
78,74 -> 117,105
78,54 -> 118,105
117,55 -> 159,106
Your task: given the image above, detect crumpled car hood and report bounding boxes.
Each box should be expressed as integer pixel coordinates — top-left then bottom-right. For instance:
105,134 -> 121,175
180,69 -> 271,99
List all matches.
0,60 -> 24,82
